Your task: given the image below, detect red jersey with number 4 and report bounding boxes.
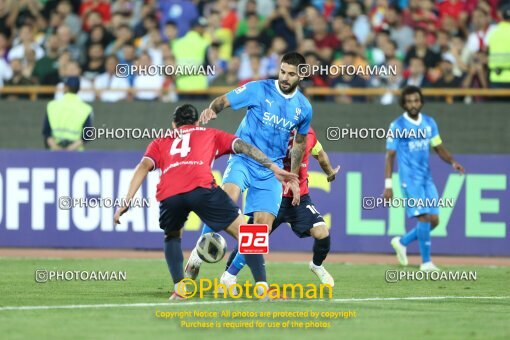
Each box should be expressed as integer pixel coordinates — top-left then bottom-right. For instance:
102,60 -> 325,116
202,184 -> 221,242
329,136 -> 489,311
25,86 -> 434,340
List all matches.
144,125 -> 238,201
282,127 -> 318,198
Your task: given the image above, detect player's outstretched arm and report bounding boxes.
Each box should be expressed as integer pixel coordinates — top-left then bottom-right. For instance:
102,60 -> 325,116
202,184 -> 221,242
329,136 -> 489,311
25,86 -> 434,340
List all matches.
199,95 -> 231,124
289,133 -> 308,205
233,139 -> 298,184
433,144 -> 465,173
313,149 -> 340,182
114,158 -> 153,224
384,150 -> 396,199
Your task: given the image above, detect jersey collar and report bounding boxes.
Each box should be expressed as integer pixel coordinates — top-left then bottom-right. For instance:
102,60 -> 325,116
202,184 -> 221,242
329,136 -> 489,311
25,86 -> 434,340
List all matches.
403,112 -> 422,126
274,79 -> 298,99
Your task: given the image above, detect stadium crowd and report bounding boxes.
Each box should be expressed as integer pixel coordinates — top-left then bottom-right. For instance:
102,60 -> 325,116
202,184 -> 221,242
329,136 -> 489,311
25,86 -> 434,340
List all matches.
0,0 -> 509,104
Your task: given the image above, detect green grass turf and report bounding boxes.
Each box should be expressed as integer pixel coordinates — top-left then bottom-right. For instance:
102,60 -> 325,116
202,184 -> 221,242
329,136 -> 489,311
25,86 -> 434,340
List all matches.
0,257 -> 509,340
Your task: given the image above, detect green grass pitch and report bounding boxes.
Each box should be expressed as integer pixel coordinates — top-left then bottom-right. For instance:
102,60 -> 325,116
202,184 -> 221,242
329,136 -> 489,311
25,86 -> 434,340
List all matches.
0,257 -> 509,340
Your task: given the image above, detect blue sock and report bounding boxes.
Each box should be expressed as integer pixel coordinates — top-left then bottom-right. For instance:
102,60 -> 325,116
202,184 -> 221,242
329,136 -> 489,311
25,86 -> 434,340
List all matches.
400,227 -> 418,247
416,221 -> 431,263
164,236 -> 184,284
200,224 -> 215,235
227,252 -> 246,275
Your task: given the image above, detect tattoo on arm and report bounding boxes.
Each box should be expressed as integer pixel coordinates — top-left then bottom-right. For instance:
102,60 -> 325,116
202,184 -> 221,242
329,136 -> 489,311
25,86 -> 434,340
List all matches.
290,134 -> 307,174
209,95 -> 229,114
233,139 -> 273,169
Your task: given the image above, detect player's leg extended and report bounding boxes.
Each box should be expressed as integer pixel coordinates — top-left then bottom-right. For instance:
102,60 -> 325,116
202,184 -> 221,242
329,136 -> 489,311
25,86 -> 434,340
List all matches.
164,230 -> 187,299
223,214 -> 268,294
418,180 -> 440,271
184,159 -> 247,279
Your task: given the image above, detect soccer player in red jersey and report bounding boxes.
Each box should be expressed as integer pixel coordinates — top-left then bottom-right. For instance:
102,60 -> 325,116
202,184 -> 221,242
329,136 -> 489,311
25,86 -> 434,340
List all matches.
114,104 -> 298,300
191,127 -> 340,289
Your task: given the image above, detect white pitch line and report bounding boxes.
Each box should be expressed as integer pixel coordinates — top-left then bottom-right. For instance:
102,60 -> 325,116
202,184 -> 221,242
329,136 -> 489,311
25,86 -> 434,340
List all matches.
0,296 -> 508,311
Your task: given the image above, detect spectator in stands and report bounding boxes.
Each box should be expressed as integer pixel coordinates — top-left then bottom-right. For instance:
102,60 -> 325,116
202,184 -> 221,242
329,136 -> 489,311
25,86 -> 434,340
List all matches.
308,15 -> 339,62
265,36 -> 287,77
94,55 -> 130,102
434,55 -> 464,91
119,43 -> 137,86
7,24 -> 44,61
172,17 -> 209,92
0,54 -> 12,88
236,0 -> 266,37
378,57 -> 404,105
264,0 -> 296,50
465,7 -> 495,56
79,0 -> 111,25
43,76 -> 93,151
55,60 -> 94,102
0,32 -> 8,61
4,58 -> 36,99
57,0 -> 82,38
22,48 -> 37,83
302,52 -> 329,88
404,28 -> 440,68
385,6 -> 414,56
233,12 -> 271,56
487,4 -> 510,88
346,1 -> 370,46
105,24 -> 134,59
237,38 -> 269,82
163,20 -> 179,43
132,52 -> 164,101
86,24 -> 114,50
158,0 -> 199,37
401,57 -> 432,88
82,43 -> 105,79
57,25 -> 81,62
331,52 -> 368,103
32,34 -> 60,85
462,50 -> 489,102
204,10 -> 233,62
210,54 -> 240,87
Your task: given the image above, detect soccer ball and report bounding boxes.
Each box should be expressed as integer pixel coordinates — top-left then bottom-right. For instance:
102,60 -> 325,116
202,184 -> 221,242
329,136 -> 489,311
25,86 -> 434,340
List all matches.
196,233 -> 227,263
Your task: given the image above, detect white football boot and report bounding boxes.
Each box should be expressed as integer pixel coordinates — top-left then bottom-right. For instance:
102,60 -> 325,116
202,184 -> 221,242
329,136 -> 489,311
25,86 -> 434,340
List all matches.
309,261 -> 335,287
184,247 -> 203,280
391,236 -> 409,266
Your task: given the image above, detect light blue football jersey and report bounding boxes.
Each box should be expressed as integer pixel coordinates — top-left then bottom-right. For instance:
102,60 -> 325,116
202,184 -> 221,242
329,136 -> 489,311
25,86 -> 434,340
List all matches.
225,79 -> 312,167
386,112 -> 442,183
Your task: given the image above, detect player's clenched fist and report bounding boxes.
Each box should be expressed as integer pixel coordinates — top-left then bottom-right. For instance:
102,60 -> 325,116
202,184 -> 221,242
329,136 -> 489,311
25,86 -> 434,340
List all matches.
199,108 -> 217,124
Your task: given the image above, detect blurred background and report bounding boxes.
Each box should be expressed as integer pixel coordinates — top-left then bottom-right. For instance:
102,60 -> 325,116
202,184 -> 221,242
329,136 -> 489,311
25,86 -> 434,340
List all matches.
0,0 -> 509,103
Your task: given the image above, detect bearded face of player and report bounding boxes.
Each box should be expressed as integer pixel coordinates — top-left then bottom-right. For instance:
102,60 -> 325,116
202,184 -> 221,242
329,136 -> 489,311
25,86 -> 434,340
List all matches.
278,62 -> 302,94
403,92 -> 423,118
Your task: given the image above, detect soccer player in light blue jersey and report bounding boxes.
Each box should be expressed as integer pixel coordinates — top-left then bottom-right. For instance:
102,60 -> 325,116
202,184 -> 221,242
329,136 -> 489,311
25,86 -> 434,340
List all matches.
185,53 -> 312,289
385,86 -> 465,271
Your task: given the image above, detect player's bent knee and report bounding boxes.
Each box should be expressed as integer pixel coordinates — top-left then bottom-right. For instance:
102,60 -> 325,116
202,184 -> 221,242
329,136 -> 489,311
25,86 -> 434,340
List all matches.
164,230 -> 181,241
430,216 -> 440,229
310,225 -> 329,239
221,183 -> 242,201
224,215 -> 244,239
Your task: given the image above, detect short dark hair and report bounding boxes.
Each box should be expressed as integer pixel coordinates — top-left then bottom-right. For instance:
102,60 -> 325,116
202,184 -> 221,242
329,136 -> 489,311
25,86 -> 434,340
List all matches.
400,86 -> 424,108
281,52 -> 306,67
173,104 -> 198,127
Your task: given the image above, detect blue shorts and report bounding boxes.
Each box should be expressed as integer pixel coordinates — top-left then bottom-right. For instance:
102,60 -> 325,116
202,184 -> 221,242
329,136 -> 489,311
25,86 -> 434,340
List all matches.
222,155 -> 282,217
400,177 -> 440,218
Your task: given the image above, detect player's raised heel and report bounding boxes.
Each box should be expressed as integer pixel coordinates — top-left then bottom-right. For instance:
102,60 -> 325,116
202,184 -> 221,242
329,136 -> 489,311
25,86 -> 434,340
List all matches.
420,262 -> 440,272
391,237 -> 409,266
217,271 -> 238,295
169,282 -> 188,301
168,292 -> 187,301
184,248 -> 202,280
309,261 -> 335,287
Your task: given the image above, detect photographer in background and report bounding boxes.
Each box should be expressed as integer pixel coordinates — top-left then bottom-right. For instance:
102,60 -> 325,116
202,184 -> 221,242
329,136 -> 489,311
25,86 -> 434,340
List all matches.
42,77 -> 93,151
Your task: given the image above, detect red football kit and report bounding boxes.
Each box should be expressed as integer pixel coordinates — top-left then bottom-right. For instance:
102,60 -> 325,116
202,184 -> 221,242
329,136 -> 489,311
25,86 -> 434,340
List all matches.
143,125 -> 238,201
